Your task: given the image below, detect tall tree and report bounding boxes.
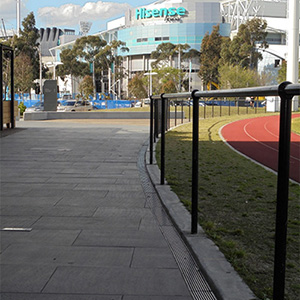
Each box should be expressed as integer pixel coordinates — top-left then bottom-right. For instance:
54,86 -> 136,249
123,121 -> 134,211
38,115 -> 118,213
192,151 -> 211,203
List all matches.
95,40 -> 129,97
151,43 -> 176,68
14,53 -> 34,95
198,25 -> 223,88
73,35 -> 107,98
218,63 -> 260,89
79,75 -> 94,100
56,48 -> 90,94
13,12 -> 40,79
220,18 -> 268,70
128,73 -> 148,99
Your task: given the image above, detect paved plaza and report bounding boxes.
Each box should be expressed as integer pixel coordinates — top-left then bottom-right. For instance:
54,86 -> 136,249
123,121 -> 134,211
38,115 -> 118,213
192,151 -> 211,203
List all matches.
0,120 -> 195,300
0,119 -> 256,300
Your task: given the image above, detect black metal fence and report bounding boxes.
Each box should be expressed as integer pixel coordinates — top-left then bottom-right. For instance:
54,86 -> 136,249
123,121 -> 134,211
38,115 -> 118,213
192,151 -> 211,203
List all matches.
150,82 -> 300,300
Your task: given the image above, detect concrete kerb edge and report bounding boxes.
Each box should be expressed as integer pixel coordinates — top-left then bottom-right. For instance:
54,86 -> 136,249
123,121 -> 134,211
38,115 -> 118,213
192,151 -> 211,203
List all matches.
145,141 -> 257,300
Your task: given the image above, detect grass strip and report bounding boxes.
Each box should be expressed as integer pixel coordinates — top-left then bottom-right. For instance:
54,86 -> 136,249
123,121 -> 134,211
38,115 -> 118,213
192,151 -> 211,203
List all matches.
156,113 -> 299,300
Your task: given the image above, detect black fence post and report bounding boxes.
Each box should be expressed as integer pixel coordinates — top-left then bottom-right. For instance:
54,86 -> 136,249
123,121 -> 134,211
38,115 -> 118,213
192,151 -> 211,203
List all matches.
191,90 -> 199,234
10,49 -> 14,128
273,81 -> 293,300
160,93 -> 165,185
150,96 -> 154,165
154,98 -> 159,140
181,101 -> 183,123
175,104 -> 177,126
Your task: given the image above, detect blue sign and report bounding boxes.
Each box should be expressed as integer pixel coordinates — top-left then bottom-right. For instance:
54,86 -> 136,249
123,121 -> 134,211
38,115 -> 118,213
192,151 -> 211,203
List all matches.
135,7 -> 186,20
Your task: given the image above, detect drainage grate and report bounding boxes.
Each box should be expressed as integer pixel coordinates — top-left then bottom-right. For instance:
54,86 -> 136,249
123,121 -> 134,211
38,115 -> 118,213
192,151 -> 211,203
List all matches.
138,143 -> 218,300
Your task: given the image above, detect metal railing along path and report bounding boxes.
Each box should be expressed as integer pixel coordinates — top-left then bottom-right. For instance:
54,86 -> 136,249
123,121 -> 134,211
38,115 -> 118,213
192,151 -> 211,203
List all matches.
150,81 -> 300,300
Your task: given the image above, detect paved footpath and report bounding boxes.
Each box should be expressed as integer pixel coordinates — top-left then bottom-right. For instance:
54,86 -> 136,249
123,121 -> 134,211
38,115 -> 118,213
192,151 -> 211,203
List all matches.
0,120 -> 195,300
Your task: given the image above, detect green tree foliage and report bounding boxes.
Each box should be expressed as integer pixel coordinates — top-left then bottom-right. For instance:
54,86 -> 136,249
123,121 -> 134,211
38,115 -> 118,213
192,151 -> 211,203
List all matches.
151,43 -> 176,68
199,25 -> 224,87
14,52 -> 34,94
79,75 -> 94,99
220,18 -> 268,70
218,64 -> 260,89
12,12 -> 40,79
96,40 -> 129,80
277,60 -> 300,83
73,35 -> 107,64
57,48 -> 89,79
128,73 -> 148,99
155,66 -> 183,93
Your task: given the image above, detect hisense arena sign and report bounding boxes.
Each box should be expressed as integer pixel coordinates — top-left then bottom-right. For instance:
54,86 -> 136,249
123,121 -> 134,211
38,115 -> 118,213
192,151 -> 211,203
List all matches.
135,7 -> 187,22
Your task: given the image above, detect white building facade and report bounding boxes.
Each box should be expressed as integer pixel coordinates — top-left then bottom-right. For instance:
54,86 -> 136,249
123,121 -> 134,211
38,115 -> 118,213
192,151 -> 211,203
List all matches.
51,0 -> 299,97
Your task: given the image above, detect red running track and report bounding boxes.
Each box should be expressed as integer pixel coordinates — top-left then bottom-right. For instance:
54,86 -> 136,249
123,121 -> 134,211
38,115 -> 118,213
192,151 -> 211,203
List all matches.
221,114 -> 300,183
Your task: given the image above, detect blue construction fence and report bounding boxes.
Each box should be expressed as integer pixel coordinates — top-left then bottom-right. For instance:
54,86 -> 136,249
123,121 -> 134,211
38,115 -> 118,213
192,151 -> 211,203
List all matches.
4,93 -> 134,110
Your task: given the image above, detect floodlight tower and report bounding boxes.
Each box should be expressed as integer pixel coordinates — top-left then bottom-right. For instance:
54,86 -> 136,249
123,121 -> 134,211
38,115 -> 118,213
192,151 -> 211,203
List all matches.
79,21 -> 92,36
16,0 -> 21,37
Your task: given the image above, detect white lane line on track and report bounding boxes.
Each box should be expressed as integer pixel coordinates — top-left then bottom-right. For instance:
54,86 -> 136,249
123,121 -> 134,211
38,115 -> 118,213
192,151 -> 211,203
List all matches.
244,120 -> 300,162
219,125 -> 299,185
264,121 -> 279,139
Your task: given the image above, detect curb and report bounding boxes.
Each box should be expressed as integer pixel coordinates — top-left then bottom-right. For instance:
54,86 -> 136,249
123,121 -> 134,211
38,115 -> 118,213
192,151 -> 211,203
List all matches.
145,148 -> 257,300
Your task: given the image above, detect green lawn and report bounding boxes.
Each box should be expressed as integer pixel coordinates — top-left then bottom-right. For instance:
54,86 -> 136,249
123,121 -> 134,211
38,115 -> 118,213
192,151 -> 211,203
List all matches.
292,116 -> 300,134
156,113 -> 300,300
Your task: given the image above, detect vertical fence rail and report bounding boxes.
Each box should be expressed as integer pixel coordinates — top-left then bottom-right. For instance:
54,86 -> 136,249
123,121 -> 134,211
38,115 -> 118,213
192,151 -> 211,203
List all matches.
191,90 -> 199,234
273,82 -> 293,300
160,93 -> 165,185
150,96 -> 154,165
10,49 -> 14,128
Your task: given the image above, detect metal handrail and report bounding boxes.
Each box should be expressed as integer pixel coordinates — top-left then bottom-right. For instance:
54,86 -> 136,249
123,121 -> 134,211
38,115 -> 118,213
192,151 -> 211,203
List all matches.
150,81 -> 300,300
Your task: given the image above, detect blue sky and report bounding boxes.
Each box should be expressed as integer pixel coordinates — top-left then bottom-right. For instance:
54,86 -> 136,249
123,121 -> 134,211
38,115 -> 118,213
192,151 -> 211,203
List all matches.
1,0 -> 154,34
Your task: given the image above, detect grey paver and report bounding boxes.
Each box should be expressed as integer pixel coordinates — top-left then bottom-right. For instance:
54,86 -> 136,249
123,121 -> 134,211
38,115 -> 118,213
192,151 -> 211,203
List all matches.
0,230 -> 81,246
131,247 -> 178,269
1,294 -> 122,300
0,264 -> 56,293
42,266 -> 191,296
1,244 -> 133,267
74,228 -> 168,248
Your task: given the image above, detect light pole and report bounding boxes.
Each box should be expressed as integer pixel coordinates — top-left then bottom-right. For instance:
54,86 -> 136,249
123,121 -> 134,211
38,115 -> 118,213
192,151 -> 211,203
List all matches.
287,0 -> 299,111
144,72 -> 157,97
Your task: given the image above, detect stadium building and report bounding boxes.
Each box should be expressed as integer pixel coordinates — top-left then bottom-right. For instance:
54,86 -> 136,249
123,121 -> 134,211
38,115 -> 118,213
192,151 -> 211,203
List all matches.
50,0 -> 299,97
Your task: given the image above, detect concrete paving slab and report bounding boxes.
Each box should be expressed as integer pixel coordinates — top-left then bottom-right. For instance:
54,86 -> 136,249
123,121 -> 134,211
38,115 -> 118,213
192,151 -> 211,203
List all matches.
74,183 -> 143,192
32,216 -> 141,230
0,216 -> 40,228
131,247 -> 178,269
0,205 -> 97,217
92,207 -> 153,219
74,229 -> 168,248
42,266 -> 191,296
0,264 -> 56,293
123,297 -> 192,300
0,196 -> 62,206
1,294 -> 122,300
1,244 -> 133,267
0,230 -> 81,247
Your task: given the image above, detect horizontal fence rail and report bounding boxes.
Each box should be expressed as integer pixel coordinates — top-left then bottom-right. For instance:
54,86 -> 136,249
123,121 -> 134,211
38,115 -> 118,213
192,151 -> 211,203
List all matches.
150,82 -> 300,300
